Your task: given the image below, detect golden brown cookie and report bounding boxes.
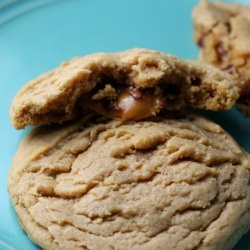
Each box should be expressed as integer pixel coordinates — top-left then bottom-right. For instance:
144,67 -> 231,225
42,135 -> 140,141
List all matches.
10,48 -> 238,129
193,0 -> 250,116
9,114 -> 250,250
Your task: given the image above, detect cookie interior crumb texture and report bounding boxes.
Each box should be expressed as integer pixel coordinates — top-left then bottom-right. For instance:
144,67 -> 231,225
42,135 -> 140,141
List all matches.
193,0 -> 250,116
10,48 -> 238,129
8,114 -> 250,250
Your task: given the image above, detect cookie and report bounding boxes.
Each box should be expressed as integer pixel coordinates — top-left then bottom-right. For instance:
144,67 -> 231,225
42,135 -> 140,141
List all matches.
10,48 -> 238,129
9,114 -> 250,250
193,0 -> 250,116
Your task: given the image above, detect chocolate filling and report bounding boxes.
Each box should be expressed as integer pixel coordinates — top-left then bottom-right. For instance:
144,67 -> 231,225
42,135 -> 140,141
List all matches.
215,42 -> 228,63
77,73 -> 185,122
222,65 -> 234,74
79,86 -> 165,121
60,59 -> 231,123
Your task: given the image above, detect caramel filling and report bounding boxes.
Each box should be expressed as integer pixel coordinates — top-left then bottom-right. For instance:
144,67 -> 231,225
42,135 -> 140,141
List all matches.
80,88 -> 164,121
117,91 -> 163,121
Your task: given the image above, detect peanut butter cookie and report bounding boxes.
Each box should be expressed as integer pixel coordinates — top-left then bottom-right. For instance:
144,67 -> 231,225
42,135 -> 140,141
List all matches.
193,0 -> 250,116
9,114 -> 250,250
10,48 -> 238,129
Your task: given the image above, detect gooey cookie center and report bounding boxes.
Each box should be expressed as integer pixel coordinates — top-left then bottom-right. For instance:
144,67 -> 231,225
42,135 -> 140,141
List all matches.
80,86 -> 164,121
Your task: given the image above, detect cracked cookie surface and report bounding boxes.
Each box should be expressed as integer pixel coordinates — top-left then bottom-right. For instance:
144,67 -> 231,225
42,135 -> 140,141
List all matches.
9,114 -> 250,250
10,48 -> 238,129
193,0 -> 250,116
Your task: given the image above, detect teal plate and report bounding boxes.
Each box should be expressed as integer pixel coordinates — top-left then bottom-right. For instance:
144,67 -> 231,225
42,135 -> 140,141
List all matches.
0,0 -> 250,249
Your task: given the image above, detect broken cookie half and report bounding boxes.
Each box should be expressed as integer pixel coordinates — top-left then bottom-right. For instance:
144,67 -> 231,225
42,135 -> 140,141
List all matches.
11,48 -> 238,129
193,0 -> 250,116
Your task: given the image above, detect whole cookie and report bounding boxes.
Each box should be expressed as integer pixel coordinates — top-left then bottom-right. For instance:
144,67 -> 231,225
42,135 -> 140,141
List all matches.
10,48 -> 238,129
9,114 -> 250,250
193,0 -> 250,116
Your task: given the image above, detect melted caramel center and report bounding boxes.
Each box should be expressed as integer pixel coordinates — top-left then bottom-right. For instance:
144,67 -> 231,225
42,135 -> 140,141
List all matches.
81,88 -> 163,121
117,92 -> 162,121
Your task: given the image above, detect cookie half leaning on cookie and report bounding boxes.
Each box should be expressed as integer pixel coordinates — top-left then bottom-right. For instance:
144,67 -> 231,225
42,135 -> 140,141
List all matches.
8,114 -> 250,250
10,48 -> 238,129
193,0 -> 250,116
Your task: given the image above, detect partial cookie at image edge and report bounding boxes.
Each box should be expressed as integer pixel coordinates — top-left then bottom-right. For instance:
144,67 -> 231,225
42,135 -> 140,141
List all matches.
193,0 -> 250,116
